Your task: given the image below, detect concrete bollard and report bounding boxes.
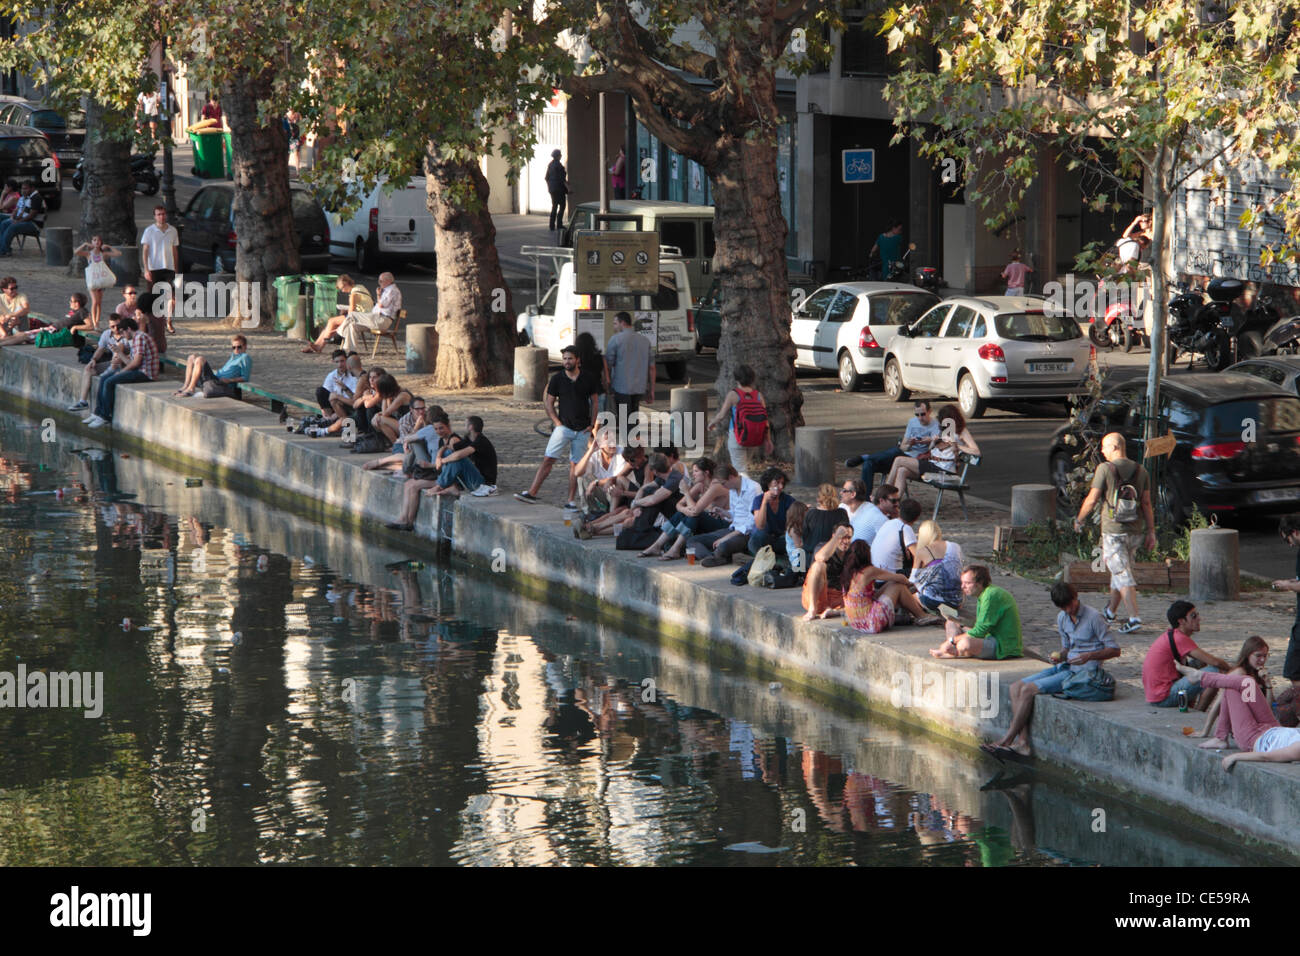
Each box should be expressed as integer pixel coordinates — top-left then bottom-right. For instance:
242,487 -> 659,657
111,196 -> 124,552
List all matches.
669,386 -> 710,451
513,346 -> 549,402
406,323 -> 437,374
1189,527 -> 1239,602
795,426 -> 835,487
44,226 -> 73,267
1010,483 -> 1057,527
111,246 -> 139,286
286,295 -> 309,341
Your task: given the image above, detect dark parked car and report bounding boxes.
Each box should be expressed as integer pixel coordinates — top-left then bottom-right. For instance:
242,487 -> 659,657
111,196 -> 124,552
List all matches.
178,182 -> 330,273
693,274 -> 818,353
0,124 -> 61,210
0,102 -> 84,169
1226,356 -> 1300,396
1049,374 -> 1300,524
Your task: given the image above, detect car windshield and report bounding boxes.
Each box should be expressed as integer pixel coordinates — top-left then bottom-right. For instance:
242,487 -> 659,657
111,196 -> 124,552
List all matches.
30,110 -> 63,128
1207,398 -> 1300,437
868,292 -> 939,326
994,312 -> 1082,342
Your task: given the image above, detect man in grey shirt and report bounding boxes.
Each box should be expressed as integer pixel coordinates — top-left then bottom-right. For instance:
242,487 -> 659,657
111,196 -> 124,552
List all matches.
985,582 -> 1120,760
845,400 -> 940,491
603,311 -> 655,423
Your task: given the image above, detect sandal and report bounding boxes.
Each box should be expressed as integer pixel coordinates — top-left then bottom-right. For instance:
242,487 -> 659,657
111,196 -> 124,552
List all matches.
637,549 -> 661,558
658,552 -> 681,561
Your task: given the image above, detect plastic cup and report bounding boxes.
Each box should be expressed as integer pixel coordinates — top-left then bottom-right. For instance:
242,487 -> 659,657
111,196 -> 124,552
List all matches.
687,552 -> 696,566
614,521 -> 624,535
564,516 -> 572,526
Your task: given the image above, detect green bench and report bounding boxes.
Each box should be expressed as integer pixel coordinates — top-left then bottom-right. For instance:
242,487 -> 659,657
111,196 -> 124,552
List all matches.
159,356 -> 316,418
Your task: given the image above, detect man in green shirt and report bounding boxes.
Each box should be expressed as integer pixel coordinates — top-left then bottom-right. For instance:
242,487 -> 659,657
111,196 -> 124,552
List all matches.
930,565 -> 1023,660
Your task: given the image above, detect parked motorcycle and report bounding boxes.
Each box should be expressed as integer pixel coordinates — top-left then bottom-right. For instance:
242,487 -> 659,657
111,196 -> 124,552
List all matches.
1264,312 -> 1300,355
71,153 -> 160,195
1237,292 -> 1281,358
1088,298 -> 1148,351
885,245 -> 914,282
914,263 -> 943,292
1165,278 -> 1239,371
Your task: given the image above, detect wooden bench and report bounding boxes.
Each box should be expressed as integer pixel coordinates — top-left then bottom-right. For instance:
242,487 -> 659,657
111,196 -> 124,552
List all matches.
160,357 -> 316,418
355,308 -> 407,360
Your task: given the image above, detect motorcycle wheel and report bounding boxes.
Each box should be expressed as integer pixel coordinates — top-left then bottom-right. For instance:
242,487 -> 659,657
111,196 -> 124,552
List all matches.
1204,333 -> 1231,372
1088,323 -> 1110,347
1239,330 -> 1264,360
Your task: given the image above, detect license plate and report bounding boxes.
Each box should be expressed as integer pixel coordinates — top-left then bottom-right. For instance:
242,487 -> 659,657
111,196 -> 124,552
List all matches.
383,233 -> 414,244
1028,362 -> 1071,373
1255,488 -> 1300,503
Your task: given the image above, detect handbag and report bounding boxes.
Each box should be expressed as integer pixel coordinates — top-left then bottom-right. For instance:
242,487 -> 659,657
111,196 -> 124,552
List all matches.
760,569 -> 804,589
1053,664 -> 1116,702
747,545 -> 777,586
85,259 -> 116,291
350,432 -> 389,454
201,379 -> 239,399
1166,629 -> 1206,669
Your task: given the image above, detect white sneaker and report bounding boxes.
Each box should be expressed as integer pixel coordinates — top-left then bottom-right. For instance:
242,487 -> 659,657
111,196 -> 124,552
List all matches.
86,416 -> 109,429
82,413 -> 99,424
471,485 -> 498,497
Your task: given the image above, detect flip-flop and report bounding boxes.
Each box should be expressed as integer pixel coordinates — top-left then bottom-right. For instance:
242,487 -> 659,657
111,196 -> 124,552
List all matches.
658,552 -> 681,561
979,743 -> 1008,764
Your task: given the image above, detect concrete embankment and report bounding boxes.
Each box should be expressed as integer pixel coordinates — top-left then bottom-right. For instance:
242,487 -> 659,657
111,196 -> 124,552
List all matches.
2,345 -> 1297,858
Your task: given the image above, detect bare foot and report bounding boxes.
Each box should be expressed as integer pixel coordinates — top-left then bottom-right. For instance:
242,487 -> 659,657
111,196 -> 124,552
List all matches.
1198,737 -> 1227,750
930,648 -> 955,659
800,609 -> 816,622
1174,662 -> 1204,683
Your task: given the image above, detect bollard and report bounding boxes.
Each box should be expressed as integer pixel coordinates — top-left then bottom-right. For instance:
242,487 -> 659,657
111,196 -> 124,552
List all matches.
1010,483 -> 1057,527
1189,527 -> 1239,602
111,246 -> 139,286
286,295 -> 309,341
795,426 -> 835,487
44,226 -> 73,267
406,323 -> 438,374
513,346 -> 549,402
669,386 -> 710,452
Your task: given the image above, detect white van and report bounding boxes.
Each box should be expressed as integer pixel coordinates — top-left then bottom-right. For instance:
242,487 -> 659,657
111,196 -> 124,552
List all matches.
326,176 -> 436,272
517,258 -> 695,380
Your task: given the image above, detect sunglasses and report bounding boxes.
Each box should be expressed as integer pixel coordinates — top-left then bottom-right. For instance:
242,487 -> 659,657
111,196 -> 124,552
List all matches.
915,410 -> 928,417
124,290 -> 137,295
886,497 -> 901,504
840,488 -> 854,494
230,344 -> 245,350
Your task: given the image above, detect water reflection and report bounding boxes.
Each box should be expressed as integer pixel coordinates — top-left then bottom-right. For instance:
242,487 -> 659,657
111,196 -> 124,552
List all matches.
0,411 -> 1278,867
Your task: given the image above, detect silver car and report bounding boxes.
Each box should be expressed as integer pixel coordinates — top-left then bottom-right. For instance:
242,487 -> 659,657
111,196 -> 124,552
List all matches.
790,281 -> 940,391
882,295 -> 1094,418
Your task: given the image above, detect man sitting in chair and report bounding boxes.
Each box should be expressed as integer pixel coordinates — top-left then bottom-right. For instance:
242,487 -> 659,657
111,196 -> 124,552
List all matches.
340,271 -> 401,354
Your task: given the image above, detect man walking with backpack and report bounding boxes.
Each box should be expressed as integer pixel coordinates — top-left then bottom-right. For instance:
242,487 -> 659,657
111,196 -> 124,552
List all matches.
1074,432 -> 1156,634
706,364 -> 771,474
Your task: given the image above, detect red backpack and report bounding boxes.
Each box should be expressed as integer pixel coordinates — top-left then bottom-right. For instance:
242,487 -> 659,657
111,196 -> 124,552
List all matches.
733,387 -> 768,447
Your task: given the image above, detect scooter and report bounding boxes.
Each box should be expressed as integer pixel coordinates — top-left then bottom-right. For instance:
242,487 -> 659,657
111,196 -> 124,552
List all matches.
1088,299 -> 1147,351
914,263 -> 943,292
1165,278 -> 1238,371
1262,312 -> 1300,355
71,153 -> 160,195
885,246 -> 914,282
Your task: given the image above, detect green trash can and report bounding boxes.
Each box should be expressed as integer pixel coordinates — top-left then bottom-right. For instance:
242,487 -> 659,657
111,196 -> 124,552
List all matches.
305,274 -> 341,330
222,131 -> 233,178
272,274 -> 305,332
189,130 -> 227,178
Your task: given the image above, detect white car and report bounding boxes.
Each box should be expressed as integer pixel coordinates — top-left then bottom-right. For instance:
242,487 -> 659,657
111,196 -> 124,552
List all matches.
791,282 -> 941,390
326,175 -> 436,272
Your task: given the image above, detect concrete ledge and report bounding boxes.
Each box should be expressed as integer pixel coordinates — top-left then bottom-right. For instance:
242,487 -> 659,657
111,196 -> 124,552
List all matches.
1,343 -> 1296,858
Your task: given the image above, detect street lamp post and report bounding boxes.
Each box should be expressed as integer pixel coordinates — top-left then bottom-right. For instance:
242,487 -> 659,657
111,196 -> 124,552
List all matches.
159,33 -> 178,220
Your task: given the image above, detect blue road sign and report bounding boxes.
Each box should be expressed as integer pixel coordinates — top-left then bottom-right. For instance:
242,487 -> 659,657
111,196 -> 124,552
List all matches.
842,148 -> 875,184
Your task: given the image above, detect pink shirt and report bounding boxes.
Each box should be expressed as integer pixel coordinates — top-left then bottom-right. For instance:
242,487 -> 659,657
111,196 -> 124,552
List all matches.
1142,628 -> 1200,703
1201,672 -> 1277,750
1002,261 -> 1031,288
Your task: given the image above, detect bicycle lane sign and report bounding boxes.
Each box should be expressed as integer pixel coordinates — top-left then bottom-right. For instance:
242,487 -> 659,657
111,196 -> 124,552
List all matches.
842,148 -> 875,184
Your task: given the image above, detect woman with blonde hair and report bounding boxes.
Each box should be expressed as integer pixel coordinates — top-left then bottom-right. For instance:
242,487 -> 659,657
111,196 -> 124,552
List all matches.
303,274 -> 375,352
910,519 -> 964,612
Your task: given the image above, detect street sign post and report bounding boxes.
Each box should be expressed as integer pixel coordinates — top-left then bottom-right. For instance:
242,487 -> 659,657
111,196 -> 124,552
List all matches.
574,231 -> 660,294
842,148 -> 875,184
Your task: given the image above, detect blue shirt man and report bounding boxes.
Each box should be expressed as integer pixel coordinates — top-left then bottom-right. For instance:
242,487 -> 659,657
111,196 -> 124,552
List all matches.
985,582 -> 1121,760
846,401 -> 941,490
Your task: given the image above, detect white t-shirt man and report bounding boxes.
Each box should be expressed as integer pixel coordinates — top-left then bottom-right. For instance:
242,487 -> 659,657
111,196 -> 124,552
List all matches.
141,223 -> 179,270
871,517 -> 917,574
587,448 -> 626,481
322,367 -> 358,396
729,475 -> 762,535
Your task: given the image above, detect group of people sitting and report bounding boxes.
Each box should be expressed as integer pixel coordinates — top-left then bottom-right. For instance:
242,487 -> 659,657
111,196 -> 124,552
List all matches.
301,273 -> 402,356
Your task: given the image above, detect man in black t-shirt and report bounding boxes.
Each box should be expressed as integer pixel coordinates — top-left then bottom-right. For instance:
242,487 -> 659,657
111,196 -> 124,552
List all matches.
516,345 -> 602,508
546,149 -> 568,231
427,415 -> 498,498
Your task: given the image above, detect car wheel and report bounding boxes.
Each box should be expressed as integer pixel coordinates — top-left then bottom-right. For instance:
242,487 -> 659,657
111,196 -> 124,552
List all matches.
213,250 -> 230,274
1240,330 -> 1264,360
1157,466 -> 1190,527
694,333 -> 703,355
1050,451 -> 1074,520
883,358 -> 910,402
71,172 -> 83,192
958,373 -> 986,419
356,238 -> 377,273
663,360 -> 687,381
838,351 -> 863,392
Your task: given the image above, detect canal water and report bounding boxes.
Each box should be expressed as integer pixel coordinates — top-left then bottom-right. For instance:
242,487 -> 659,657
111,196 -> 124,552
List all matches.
0,409 -> 1276,866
